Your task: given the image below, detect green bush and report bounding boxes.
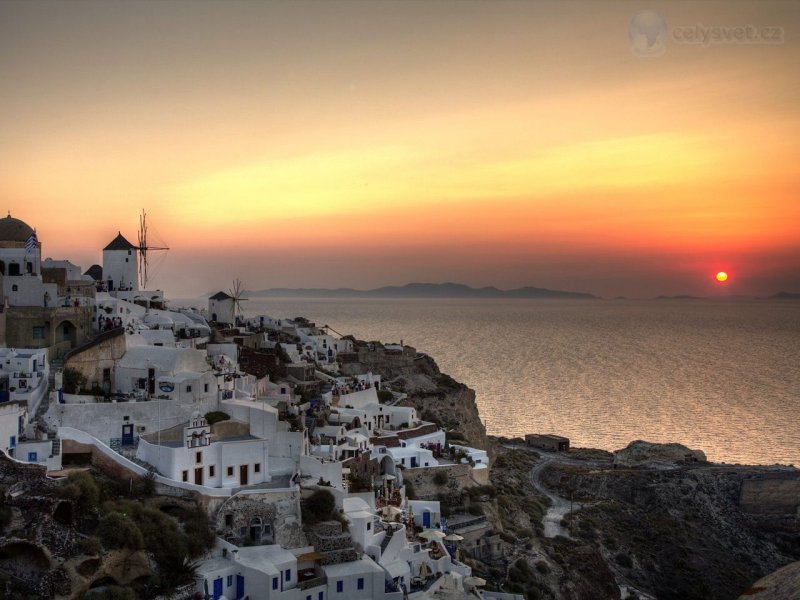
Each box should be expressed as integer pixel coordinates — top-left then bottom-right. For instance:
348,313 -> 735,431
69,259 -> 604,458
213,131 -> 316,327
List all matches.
615,552 -> 634,569
204,411 -> 230,425
96,511 -> 144,550
377,389 -> 393,403
77,536 -> 102,555
62,367 -> 87,394
302,490 -> 337,525
84,586 -> 136,600
59,471 -> 100,509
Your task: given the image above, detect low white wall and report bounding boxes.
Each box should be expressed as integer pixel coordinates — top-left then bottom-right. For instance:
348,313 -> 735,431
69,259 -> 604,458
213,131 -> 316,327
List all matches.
47,397 -> 218,443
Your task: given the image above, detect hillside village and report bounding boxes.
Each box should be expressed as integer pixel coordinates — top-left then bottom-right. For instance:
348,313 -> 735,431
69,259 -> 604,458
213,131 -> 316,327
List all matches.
2,214 -> 799,600
0,215 -> 502,600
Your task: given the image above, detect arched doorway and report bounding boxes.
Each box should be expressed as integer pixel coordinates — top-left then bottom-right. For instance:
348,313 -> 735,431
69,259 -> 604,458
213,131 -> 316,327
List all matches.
57,320 -> 77,349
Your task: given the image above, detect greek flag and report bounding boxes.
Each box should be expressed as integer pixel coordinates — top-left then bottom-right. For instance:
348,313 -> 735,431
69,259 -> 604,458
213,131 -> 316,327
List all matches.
25,231 -> 38,253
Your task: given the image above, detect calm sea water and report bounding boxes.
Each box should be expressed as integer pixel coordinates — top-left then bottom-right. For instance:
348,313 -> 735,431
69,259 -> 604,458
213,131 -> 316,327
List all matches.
209,297 -> 799,466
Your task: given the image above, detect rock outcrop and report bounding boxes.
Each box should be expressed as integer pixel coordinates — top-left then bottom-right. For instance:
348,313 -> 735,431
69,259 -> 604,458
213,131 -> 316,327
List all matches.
613,440 -> 707,468
737,560 -> 800,599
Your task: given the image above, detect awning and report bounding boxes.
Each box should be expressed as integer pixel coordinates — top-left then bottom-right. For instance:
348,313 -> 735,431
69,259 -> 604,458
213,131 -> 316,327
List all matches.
383,561 -> 409,580
297,551 -> 326,562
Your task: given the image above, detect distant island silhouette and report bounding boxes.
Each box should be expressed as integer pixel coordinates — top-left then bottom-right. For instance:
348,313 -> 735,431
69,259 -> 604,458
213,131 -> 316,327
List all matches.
244,282 -> 598,299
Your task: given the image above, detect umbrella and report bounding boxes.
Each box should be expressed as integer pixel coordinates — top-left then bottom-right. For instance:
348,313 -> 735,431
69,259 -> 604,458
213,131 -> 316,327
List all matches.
383,505 -> 403,517
419,529 -> 447,541
464,577 -> 486,587
444,533 -> 464,541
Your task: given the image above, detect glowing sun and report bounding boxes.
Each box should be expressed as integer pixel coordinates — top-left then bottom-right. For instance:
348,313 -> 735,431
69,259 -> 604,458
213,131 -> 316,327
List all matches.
715,271 -> 729,282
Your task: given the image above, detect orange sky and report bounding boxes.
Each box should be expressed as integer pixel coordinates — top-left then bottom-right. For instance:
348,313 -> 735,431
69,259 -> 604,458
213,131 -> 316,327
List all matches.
1,0 -> 798,297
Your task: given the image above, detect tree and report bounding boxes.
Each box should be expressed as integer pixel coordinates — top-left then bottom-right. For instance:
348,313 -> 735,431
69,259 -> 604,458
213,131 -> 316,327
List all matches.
302,489 -> 337,525
62,366 -> 87,394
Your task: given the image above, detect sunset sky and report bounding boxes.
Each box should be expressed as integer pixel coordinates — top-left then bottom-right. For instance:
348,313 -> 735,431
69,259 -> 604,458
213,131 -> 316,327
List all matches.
1,0 -> 798,298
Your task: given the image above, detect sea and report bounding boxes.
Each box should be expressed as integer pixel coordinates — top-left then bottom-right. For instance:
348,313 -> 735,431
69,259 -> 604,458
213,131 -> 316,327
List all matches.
193,297 -> 800,467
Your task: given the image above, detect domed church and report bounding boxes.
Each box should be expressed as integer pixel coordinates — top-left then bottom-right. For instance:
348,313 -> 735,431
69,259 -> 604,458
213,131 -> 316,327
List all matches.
0,214 -> 93,357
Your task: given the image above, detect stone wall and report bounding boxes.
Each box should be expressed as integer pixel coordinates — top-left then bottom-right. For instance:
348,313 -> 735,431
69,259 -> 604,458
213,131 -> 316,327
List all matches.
307,520 -> 358,564
64,327 -> 127,392
213,491 -> 304,548
403,463 -> 476,502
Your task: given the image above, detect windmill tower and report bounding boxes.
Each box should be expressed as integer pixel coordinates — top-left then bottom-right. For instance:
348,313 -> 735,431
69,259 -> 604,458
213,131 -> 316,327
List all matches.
208,280 -> 246,326
102,210 -> 169,293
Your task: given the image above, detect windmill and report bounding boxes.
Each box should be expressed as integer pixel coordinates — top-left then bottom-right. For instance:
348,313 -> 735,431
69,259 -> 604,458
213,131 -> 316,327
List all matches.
228,278 -> 248,324
137,209 -> 170,289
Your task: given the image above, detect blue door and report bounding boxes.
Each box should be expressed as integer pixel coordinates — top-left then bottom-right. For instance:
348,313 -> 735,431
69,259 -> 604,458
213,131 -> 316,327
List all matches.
27,452 -> 37,463
213,577 -> 223,600
423,511 -> 431,528
236,575 -> 244,599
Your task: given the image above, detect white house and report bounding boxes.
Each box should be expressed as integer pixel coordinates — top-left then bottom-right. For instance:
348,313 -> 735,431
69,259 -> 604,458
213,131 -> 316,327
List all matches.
115,345 -> 212,397
136,413 -> 272,488
0,401 -> 25,459
209,291 -> 237,325
0,348 -> 49,421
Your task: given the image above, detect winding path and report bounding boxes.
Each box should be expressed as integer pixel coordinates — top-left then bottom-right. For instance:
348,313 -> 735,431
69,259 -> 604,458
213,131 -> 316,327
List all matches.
527,451 -> 600,538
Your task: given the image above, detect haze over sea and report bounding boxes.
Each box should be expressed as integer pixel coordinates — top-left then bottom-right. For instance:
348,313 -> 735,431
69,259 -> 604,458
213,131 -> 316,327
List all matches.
199,297 -> 799,466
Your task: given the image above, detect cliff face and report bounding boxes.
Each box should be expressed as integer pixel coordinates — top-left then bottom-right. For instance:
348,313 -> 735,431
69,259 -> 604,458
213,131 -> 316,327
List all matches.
540,462 -> 800,600
339,345 -> 488,450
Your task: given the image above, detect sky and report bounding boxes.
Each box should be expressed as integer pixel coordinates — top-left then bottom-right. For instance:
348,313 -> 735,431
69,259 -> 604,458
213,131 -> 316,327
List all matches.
1,0 -> 798,298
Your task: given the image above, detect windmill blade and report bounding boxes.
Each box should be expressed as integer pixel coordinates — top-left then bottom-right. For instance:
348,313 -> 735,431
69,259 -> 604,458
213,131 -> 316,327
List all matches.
138,210 -> 149,288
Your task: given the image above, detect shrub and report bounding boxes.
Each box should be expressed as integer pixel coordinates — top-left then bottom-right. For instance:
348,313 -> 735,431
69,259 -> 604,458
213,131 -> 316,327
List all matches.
77,536 -> 102,555
62,367 -> 87,394
535,560 -> 550,574
204,411 -> 230,425
433,471 -> 449,486
96,511 -> 144,550
468,504 -> 484,516
302,490 -> 337,525
85,586 -> 136,600
615,552 -> 634,569
405,481 -> 416,500
137,469 -> 157,498
377,389 -> 393,403
60,471 -> 100,509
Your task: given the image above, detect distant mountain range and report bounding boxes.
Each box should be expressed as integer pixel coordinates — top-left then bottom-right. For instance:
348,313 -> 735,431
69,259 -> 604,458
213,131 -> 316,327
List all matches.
243,282 -> 599,299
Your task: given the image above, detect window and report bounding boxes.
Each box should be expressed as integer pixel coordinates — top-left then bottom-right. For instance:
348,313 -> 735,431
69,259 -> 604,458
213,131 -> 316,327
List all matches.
357,578 -> 364,590
336,581 -> 343,593
196,451 -> 202,463
11,285 -> 18,292
32,326 -> 44,340
307,596 -> 312,600
182,470 -> 188,482
227,466 -> 234,477
272,577 -> 279,590
186,385 -> 192,393
254,463 -> 261,473
209,465 -> 215,477
225,513 -> 233,526
318,593 -> 324,600
204,383 -> 209,393
28,452 -> 38,462
285,569 -> 291,581
227,575 -> 233,587
125,258 -> 128,262
367,522 -> 371,531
